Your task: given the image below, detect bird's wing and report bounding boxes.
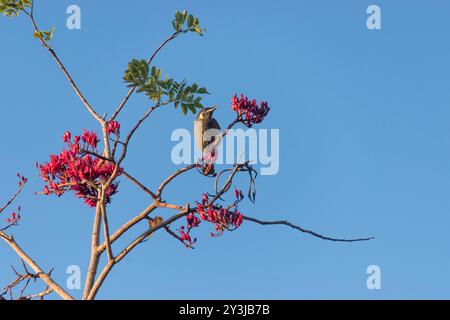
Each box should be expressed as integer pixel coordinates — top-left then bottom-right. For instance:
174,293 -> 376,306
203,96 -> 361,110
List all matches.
209,118 -> 221,131
207,118 -> 222,149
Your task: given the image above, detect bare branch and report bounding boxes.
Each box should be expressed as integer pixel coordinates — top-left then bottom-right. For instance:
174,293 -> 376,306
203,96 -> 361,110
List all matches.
118,206 -> 194,260
157,164 -> 197,198
82,204 -> 102,299
0,232 -> 74,300
243,216 -> 375,242
25,10 -> 103,124
157,202 -> 185,211
210,162 -> 249,205
23,287 -> 53,300
100,200 -> 114,261
97,202 -> 158,255
1,262 -> 54,300
87,205 -> 195,300
0,180 -> 25,216
123,171 -> 158,200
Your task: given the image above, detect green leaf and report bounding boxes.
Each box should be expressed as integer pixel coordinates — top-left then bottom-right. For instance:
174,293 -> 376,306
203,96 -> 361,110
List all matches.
197,87 -> 208,94
171,10 -> 204,36
172,20 -> 180,31
33,30 -> 43,39
181,10 -> 187,24
123,59 -> 150,86
187,14 -> 194,28
188,105 -> 197,114
124,60 -> 209,116
41,26 -> 55,41
0,0 -> 32,18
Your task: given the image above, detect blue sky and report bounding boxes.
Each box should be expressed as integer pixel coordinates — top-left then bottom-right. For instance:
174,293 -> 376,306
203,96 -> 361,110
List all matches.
1,0 -> 450,299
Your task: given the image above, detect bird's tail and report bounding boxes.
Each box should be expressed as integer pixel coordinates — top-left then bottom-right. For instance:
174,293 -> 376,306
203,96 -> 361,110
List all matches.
204,163 -> 215,176
202,149 -> 217,175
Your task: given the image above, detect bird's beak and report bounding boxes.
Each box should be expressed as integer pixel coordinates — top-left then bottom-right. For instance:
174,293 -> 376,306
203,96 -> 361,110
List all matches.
210,106 -> 218,113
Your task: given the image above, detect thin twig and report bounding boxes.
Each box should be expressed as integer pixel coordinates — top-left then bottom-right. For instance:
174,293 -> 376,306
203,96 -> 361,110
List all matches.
210,162 -> 248,205
0,181 -> 25,215
25,10 -> 103,124
123,171 -> 158,199
243,216 -> 375,242
100,199 -> 114,261
164,225 -> 195,249
157,164 -> 197,198
0,233 -> 74,300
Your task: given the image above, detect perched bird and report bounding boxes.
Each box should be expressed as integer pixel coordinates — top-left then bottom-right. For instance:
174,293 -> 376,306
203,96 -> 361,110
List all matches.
194,107 -> 221,174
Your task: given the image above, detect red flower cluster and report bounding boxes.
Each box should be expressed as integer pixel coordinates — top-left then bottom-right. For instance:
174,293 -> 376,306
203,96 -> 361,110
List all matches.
178,226 -> 195,245
6,207 -> 21,225
178,193 -> 244,246
80,129 -> 99,149
17,173 -> 28,188
36,130 -> 122,207
2,175 -> 27,227
106,120 -> 120,136
231,94 -> 270,128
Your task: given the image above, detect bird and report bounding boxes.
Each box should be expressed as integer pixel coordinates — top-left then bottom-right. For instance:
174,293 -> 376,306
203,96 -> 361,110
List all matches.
194,107 -> 221,174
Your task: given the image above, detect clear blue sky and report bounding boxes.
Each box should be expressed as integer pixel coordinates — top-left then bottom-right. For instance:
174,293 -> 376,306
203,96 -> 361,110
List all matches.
1,0 -> 450,299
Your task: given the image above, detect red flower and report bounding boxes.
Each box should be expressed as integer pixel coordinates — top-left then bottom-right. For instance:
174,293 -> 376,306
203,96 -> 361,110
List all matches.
179,228 -> 192,242
37,129 -> 122,207
17,173 -> 27,187
186,213 -> 201,228
177,226 -> 196,246
62,131 -> 71,143
106,120 -> 120,136
234,188 -> 244,201
178,193 -> 245,243
81,130 -> 99,149
6,207 -> 21,225
231,94 -> 270,128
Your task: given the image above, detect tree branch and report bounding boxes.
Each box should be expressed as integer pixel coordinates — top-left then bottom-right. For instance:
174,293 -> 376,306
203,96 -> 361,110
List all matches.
156,164 -> 197,198
25,10 -> 103,124
243,216 -> 375,242
100,199 -> 114,261
0,179 -> 25,215
80,150 -> 158,200
87,205 -> 195,300
82,204 -> 102,299
97,202 -> 158,255
1,261 -> 54,300
123,171 -> 158,200
0,232 -> 74,300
